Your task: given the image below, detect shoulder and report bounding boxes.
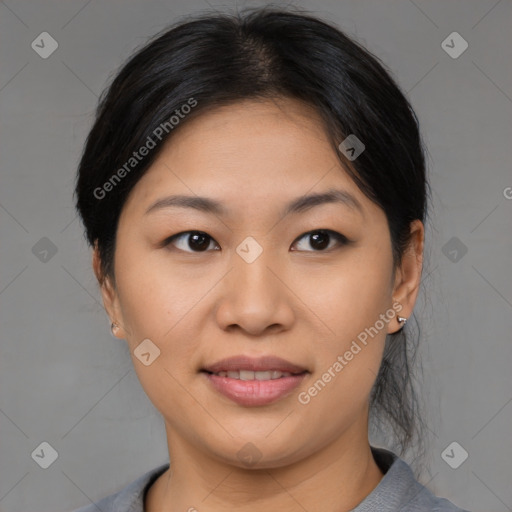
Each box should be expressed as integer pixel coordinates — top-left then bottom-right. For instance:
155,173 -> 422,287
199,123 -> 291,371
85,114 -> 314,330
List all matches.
70,463 -> 169,512
398,475 -> 472,512
353,447 -> 471,512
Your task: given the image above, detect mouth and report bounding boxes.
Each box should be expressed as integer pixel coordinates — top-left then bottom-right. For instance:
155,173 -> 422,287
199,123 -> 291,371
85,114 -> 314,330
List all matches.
200,355 -> 309,406
201,369 -> 306,380
201,354 -> 308,375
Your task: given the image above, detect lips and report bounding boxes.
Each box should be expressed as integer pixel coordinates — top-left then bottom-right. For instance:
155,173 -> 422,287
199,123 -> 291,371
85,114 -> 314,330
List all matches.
209,369 -> 296,380
202,355 -> 308,375
201,355 -> 309,406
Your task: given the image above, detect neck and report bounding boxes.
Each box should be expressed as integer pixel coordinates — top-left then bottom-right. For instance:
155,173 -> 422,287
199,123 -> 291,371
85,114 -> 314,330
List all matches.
146,423 -> 384,512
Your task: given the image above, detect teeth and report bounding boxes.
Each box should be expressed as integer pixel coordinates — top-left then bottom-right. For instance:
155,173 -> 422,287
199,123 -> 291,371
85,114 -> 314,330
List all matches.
240,370 -> 254,381
213,370 -> 295,380
255,371 -> 272,381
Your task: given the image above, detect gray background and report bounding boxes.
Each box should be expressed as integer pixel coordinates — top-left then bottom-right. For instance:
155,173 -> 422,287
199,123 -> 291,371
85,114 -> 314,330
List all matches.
1,0 -> 511,511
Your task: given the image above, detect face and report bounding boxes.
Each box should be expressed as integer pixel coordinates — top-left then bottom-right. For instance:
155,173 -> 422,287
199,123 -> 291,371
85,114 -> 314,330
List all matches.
95,97 -> 423,469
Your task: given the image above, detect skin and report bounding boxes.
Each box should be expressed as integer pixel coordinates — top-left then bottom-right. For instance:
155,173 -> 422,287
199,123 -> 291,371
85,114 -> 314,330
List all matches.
93,97 -> 424,512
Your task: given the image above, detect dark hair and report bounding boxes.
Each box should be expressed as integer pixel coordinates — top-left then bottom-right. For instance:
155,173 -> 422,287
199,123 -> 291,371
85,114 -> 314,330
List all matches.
75,6 -> 429,459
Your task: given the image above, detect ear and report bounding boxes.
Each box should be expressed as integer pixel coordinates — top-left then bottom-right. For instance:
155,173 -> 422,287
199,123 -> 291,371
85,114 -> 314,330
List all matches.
389,219 -> 424,334
92,242 -> 126,338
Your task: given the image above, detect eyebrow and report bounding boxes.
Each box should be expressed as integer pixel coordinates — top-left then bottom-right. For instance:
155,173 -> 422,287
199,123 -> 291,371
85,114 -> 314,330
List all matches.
144,188 -> 364,217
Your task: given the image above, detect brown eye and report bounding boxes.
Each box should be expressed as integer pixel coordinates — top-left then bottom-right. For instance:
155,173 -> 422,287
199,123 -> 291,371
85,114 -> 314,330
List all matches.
163,229 -> 349,253
164,231 -> 219,252
291,230 -> 349,252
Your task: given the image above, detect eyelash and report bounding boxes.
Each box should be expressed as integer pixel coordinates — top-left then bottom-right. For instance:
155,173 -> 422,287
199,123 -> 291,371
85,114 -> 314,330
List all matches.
161,229 -> 350,253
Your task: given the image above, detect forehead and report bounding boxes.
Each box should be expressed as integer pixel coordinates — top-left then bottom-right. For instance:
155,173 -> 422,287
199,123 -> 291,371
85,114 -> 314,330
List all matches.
120,98 -> 372,220
160,97 -> 335,166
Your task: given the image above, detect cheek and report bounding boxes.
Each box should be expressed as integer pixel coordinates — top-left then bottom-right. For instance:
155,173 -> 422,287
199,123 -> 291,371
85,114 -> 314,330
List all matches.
296,257 -> 391,429
296,245 -> 394,341
113,254 -> 207,418
295,239 -> 393,399
113,242 -> 209,364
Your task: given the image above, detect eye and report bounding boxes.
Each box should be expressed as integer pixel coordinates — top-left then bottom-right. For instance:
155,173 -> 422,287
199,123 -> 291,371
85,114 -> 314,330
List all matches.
163,231 -> 220,253
162,229 -> 349,253
291,229 -> 349,252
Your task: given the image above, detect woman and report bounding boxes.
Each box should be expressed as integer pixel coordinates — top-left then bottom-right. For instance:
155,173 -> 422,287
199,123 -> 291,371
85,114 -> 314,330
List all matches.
72,6 -> 469,512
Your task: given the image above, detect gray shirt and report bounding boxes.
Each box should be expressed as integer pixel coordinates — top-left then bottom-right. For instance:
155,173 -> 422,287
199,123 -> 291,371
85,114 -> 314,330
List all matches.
72,447 -> 470,511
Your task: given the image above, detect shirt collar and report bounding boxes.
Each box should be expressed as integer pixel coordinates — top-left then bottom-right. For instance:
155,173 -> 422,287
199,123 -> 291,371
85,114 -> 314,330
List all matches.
350,446 -> 428,511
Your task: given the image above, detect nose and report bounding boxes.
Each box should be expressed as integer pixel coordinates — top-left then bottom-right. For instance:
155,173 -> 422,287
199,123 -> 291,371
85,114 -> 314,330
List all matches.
214,242 -> 295,337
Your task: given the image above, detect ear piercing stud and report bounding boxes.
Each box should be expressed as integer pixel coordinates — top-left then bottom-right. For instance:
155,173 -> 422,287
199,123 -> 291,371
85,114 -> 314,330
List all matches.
110,322 -> 120,336
397,316 -> 407,328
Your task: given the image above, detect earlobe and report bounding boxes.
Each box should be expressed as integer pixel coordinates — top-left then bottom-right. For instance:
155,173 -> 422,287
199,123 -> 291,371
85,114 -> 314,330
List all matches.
110,321 -> 121,337
388,301 -> 408,334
